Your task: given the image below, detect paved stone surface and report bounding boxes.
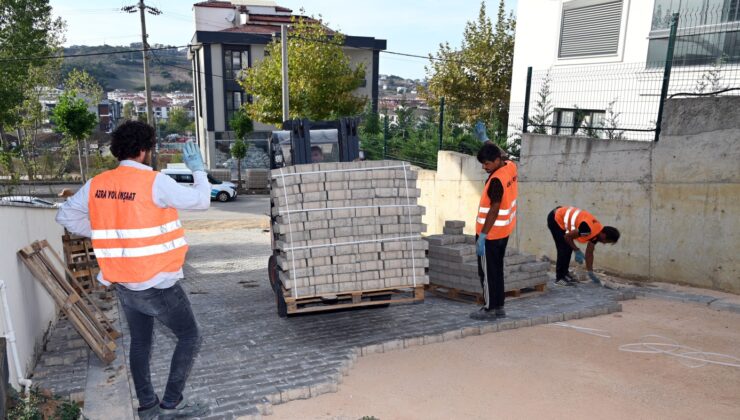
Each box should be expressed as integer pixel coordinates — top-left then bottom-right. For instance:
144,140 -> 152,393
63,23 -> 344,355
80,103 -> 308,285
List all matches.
633,287 -> 740,313
30,317 -> 91,402
31,226 -> 631,420
115,228 -> 630,419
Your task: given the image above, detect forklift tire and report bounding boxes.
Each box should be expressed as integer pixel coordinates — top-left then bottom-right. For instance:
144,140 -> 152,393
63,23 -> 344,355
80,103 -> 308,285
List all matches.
268,255 -> 288,317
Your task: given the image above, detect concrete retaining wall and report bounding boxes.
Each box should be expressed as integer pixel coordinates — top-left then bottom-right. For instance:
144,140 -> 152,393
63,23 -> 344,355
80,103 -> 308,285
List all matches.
517,97 -> 739,293
417,151 -> 487,236
0,205 -> 62,389
418,98 -> 739,293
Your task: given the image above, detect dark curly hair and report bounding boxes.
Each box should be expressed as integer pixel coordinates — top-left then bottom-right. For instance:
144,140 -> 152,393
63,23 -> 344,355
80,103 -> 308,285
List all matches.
110,120 -> 156,161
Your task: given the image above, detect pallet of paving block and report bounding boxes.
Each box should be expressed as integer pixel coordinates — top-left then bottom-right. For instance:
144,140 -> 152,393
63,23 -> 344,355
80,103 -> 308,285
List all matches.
425,282 -> 547,304
283,285 -> 425,315
18,240 -> 119,364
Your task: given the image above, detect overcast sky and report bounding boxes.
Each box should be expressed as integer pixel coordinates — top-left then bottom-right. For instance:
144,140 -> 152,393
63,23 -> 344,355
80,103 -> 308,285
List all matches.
50,0 -> 517,80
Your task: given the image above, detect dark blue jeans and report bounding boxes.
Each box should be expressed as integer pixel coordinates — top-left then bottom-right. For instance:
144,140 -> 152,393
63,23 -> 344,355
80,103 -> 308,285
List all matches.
116,283 -> 201,408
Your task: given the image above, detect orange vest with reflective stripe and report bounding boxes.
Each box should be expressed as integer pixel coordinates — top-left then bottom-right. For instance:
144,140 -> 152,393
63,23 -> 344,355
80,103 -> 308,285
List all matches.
555,206 -> 604,243
475,161 -> 518,240
88,166 -> 187,283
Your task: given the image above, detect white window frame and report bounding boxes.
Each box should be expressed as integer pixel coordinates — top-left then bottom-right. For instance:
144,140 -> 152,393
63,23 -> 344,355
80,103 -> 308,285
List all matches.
554,0 -> 632,66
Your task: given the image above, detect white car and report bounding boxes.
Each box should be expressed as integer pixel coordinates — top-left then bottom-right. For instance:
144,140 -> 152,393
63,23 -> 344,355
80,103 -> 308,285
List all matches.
0,195 -> 60,208
161,166 -> 237,202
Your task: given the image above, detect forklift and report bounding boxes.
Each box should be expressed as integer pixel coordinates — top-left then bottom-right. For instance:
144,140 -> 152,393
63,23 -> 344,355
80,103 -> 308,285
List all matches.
267,117 -> 364,317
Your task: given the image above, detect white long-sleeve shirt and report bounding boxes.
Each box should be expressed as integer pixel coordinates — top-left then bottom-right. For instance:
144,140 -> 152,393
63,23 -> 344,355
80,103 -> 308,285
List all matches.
56,160 -> 211,290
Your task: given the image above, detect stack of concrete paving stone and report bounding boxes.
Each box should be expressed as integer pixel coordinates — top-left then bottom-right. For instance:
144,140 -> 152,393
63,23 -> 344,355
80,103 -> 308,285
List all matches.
426,220 -> 549,295
270,160 -> 429,298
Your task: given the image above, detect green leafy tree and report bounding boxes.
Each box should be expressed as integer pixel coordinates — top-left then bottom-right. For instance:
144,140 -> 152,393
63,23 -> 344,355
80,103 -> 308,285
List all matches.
166,106 -> 193,134
52,93 -> 97,183
122,102 -> 135,120
239,15 -> 366,125
63,69 -> 102,176
230,109 -> 253,191
0,0 -> 65,147
422,1 -> 515,128
529,71 -> 553,135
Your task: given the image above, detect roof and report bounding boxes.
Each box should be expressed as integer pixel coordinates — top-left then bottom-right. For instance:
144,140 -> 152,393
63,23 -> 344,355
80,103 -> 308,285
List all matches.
193,1 -> 234,8
219,15 -> 330,35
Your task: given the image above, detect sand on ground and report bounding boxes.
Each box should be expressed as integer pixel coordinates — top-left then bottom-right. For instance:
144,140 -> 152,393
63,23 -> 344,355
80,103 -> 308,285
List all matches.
271,298 -> 740,420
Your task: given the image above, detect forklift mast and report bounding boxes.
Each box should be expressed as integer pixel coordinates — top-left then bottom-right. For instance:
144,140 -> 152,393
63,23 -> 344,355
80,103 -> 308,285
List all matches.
269,117 -> 361,169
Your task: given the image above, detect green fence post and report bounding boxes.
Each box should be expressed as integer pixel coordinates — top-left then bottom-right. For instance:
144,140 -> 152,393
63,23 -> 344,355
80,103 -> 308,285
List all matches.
655,13 -> 679,142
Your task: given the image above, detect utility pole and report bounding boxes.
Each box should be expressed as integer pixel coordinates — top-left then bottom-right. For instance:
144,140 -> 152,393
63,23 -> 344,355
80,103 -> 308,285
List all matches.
281,24 -> 289,123
123,1 -> 161,162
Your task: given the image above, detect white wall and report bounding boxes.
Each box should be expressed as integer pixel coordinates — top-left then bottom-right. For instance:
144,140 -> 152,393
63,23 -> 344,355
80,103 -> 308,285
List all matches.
344,48 -> 374,101
194,6 -> 235,32
0,205 -> 62,389
508,0 -> 654,137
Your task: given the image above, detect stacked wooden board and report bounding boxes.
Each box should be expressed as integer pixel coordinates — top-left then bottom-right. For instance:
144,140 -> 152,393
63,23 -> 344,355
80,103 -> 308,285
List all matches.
62,231 -> 101,294
270,160 -> 429,299
19,240 -> 119,364
426,220 -> 549,299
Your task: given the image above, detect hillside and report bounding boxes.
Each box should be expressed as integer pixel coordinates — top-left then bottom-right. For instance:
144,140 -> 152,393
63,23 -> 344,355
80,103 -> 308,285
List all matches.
62,44 -> 193,92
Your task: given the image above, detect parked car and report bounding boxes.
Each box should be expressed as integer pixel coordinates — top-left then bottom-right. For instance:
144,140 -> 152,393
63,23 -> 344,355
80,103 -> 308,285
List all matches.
0,195 -> 59,208
161,167 -> 237,202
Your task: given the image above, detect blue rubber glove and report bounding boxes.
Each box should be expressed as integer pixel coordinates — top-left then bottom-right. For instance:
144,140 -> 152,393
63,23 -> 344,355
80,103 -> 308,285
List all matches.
574,249 -> 585,264
182,140 -> 205,172
474,121 -> 490,143
476,235 -> 486,256
588,271 -> 600,284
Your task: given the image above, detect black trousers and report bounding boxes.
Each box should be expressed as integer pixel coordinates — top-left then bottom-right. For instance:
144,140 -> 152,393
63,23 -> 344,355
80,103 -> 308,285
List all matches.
477,235 -> 509,309
547,208 -> 572,280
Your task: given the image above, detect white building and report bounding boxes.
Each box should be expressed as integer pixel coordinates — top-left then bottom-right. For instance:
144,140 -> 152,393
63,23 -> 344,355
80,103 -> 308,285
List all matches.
189,0 -> 386,168
508,0 -> 740,140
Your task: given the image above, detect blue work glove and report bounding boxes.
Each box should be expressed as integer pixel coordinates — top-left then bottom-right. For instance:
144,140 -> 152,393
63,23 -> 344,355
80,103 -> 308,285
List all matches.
574,249 -> 585,264
588,271 -> 600,284
474,121 -> 490,143
476,235 -> 486,257
182,140 -> 205,172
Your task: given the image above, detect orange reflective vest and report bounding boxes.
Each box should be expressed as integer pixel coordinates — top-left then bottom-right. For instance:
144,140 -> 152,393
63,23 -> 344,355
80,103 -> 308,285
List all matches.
555,206 -> 604,243
88,166 -> 187,283
475,161 -> 518,240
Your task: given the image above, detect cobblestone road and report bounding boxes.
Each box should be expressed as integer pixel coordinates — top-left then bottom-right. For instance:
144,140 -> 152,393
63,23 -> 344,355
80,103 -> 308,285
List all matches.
32,225 -> 633,419
117,228 -> 630,419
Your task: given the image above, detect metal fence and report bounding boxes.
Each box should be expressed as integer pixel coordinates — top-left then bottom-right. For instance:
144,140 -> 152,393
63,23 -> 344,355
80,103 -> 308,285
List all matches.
521,6 -> 740,141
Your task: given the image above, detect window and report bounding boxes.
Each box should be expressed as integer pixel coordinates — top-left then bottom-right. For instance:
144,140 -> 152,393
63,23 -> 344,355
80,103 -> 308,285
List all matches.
559,0 -> 624,58
225,90 -> 244,126
176,174 -> 194,183
554,108 -> 606,135
648,0 -> 740,66
224,49 -> 249,80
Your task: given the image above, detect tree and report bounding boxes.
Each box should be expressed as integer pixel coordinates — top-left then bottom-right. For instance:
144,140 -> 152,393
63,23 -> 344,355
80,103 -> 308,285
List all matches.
123,102 -> 136,120
422,1 -> 515,128
63,69 -> 102,176
52,93 -> 97,183
529,71 -> 553,134
166,106 -> 193,134
239,15 -> 366,125
230,109 -> 253,191
0,0 -> 65,147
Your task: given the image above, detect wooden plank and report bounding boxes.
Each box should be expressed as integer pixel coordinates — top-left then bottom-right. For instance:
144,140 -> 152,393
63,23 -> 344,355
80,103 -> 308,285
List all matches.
285,286 -> 424,315
18,240 -> 118,364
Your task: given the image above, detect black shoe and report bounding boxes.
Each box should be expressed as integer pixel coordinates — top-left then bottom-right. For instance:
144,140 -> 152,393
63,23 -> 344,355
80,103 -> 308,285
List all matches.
494,307 -> 506,318
564,272 -> 578,283
469,307 -> 498,320
554,278 -> 573,287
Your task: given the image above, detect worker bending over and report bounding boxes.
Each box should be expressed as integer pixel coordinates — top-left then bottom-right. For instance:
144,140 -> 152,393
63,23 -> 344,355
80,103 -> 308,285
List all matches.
547,206 -> 620,286
471,143 -> 518,320
56,121 -> 210,419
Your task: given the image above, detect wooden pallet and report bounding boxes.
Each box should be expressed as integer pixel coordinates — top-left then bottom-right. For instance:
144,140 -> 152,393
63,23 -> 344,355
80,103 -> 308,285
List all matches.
425,283 -> 547,305
62,232 -> 101,294
19,240 -> 119,364
284,286 -> 425,315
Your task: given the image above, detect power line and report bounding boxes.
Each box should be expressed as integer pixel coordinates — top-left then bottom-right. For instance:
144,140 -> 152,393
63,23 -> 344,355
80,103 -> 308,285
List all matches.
0,45 -> 186,62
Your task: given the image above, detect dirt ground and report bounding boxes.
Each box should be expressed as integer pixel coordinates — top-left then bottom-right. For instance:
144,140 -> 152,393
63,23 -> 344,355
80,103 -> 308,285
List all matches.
271,298 -> 740,420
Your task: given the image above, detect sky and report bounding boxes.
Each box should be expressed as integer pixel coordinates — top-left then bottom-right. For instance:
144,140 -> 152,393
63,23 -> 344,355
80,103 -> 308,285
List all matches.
50,0 -> 517,80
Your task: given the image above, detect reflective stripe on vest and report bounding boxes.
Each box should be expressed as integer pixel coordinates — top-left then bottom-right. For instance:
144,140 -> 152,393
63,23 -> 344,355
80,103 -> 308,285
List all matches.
89,166 -> 187,283
475,161 -> 518,240
555,206 -> 603,243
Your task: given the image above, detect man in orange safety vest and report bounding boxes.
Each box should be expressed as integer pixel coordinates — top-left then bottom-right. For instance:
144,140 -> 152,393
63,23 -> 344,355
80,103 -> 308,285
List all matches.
56,121 -> 210,419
